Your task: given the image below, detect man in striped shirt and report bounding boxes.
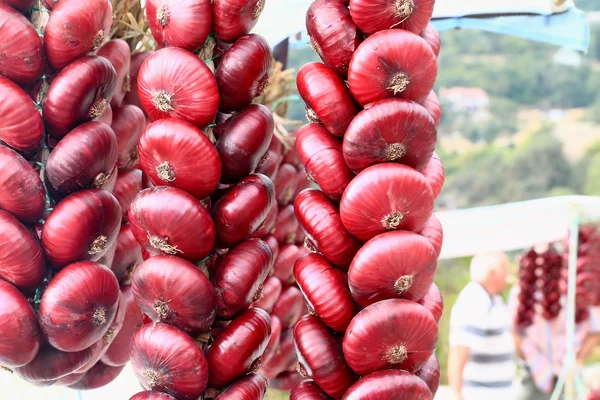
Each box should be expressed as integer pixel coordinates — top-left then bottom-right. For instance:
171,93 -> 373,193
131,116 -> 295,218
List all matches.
448,252 -> 516,400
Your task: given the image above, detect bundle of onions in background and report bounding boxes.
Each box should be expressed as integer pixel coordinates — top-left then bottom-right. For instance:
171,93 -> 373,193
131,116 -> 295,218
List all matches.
0,0 -> 148,391
290,1 -> 443,398
515,249 -> 539,329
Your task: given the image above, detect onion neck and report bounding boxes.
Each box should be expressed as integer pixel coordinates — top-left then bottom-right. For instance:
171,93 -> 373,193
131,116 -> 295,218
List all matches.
156,6 -> 170,27
381,211 -> 404,230
93,172 -> 110,188
305,107 -> 320,123
257,75 -> 269,96
296,362 -> 309,378
387,73 -> 411,95
306,303 -> 316,316
152,91 -> 175,113
384,344 -> 408,364
89,235 -> 108,255
250,358 -> 262,373
92,30 -> 105,51
143,369 -> 160,389
253,0 -> 265,19
93,307 -> 107,326
394,0 -> 415,23
252,285 -> 264,302
394,275 -> 414,294
153,299 -> 172,319
89,98 -> 108,118
303,237 -> 318,253
386,142 -> 406,161
103,327 -> 117,345
148,234 -> 182,255
156,161 -> 176,183
309,36 -> 323,59
122,74 -> 131,93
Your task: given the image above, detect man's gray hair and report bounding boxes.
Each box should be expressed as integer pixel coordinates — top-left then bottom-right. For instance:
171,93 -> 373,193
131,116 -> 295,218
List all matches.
470,252 -> 509,282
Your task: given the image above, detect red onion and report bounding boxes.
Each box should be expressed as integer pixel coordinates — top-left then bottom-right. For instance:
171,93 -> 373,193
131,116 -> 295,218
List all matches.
273,205 -> 299,244
0,280 -> 40,367
56,372 -> 85,386
139,118 -> 221,198
146,0 -> 212,52
124,51 -> 153,109
97,39 -> 131,108
44,0 -> 113,71
257,138 -> 284,180
294,253 -> 358,332
264,234 -> 280,259
0,76 -> 44,152
343,99 -> 436,173
206,308 -> 271,389
137,47 -> 219,128
47,122 -> 118,193
415,353 -> 440,396
0,210 -> 44,289
348,30 -> 437,106
212,0 -> 265,43
130,392 -> 177,400
294,189 -> 361,268
343,299 -> 437,375
0,4 -> 44,86
98,104 -> 114,125
272,286 -> 304,328
133,255 -> 216,334
128,186 -> 215,261
212,174 -> 275,247
44,56 -> 117,139
15,344 -> 94,382
250,200 -> 278,238
349,0 -> 435,35
0,146 -> 45,222
342,370 -> 433,399
112,169 -> 142,221
252,276 -> 282,313
258,328 -> 295,379
340,163 -> 434,242
111,105 -> 145,169
418,282 -> 443,323
291,380 -> 333,399
296,123 -> 354,201
306,0 -> 361,78
294,315 -> 357,399
261,315 -> 282,365
216,34 -> 272,113
215,373 -> 268,399
273,244 -> 301,284
42,189 -> 122,268
420,24 -> 440,58
111,225 -> 142,282
130,323 -> 209,400
418,214 -> 443,256
269,371 -> 305,391
39,261 -> 120,352
297,62 -> 359,137
274,163 -> 298,206
213,239 -> 273,319
215,104 -> 274,183
102,285 -> 143,366
1,0 -> 35,13
69,362 -> 125,390
420,152 -> 444,199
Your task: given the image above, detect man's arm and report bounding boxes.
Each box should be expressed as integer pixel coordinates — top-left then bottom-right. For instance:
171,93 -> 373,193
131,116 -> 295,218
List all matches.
448,345 -> 470,400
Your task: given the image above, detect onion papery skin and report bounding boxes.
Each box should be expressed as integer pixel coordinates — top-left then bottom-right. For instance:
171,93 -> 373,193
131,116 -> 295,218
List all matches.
291,380 -> 333,400
130,392 -> 177,400
0,4 -> 44,86
112,105 -> 146,168
113,168 -> 143,222
272,205 -> 299,245
272,285 -> 304,329
44,0 -> 112,70
297,63 -> 358,137
146,0 -> 212,53
1,0 -> 35,13
137,47 -> 219,128
294,316 -> 357,399
39,261 -> 120,352
420,24 -> 440,58
97,39 -> 131,108
343,299 -> 438,375
261,315 -> 282,366
128,186 -> 215,261
0,146 -> 45,222
0,280 -> 41,367
215,104 -> 274,183
343,370 -> 433,400
294,253 -> 358,332
274,163 -> 298,206
0,210 -> 45,289
273,244 -> 301,284
422,91 -> 441,127
258,328 -> 295,379
250,200 -> 278,239
112,225 -> 143,282
130,323 -> 209,400
212,174 -> 275,247
306,0 -> 361,78
15,345 -> 94,382
43,56 -> 117,139
133,255 -> 216,335
102,285 -> 143,367
420,152 -> 444,199
296,124 -> 354,201
0,76 -> 44,152
212,0 -> 264,43
215,373 -> 268,400
349,0 -> 435,35
340,163 -> 434,242
418,214 -> 443,256
42,189 -> 122,268
347,30 -> 437,106
294,189 -> 361,268
415,353 -> 440,396
212,239 -> 273,319
139,118 -> 221,198
124,52 -> 153,109
46,122 -> 118,193
216,34 -> 272,113
69,362 -> 125,390
349,231 -> 437,306
252,276 -> 282,313
206,308 -> 271,389
343,99 -> 436,173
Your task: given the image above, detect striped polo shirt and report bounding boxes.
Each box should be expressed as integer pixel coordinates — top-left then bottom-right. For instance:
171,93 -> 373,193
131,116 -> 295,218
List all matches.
450,282 -> 516,400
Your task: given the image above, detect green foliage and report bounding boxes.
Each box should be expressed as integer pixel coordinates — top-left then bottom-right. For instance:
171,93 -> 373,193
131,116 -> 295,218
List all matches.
584,153 -> 600,195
